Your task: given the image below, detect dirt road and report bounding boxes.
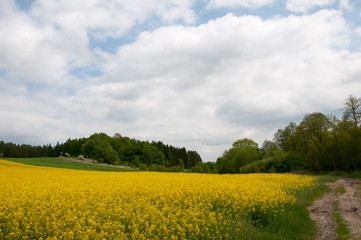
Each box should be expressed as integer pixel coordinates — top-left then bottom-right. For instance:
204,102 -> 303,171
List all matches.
60,157 -> 137,170
308,178 -> 361,240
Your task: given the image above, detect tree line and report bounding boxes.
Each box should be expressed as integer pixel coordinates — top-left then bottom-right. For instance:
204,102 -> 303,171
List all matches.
0,133 -> 202,170
2,95 -> 360,174
214,95 -> 361,174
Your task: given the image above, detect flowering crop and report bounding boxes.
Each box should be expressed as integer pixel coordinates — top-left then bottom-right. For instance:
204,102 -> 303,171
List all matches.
0,160 -> 316,239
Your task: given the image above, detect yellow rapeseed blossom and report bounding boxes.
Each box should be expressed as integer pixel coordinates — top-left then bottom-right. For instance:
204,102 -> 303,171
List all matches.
0,160 -> 316,239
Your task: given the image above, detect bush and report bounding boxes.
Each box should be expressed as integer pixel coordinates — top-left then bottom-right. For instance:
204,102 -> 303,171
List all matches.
283,152 -> 305,171
122,161 -> 130,167
131,156 -> 141,167
240,152 -> 305,173
148,164 -> 168,172
239,160 -> 264,173
139,163 -> 148,171
0,152 -> 3,158
191,162 -> 204,173
168,165 -> 184,172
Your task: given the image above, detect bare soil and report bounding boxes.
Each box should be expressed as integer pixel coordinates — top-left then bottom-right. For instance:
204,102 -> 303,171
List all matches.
308,178 -> 361,240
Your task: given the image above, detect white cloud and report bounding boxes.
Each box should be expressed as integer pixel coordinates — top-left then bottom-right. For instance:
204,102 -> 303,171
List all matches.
75,10 -> 360,160
206,0 -> 273,9
31,0 -> 198,39
286,0 -> 336,13
104,10 -> 350,97
0,0 -> 98,84
0,0 -> 199,84
1,1 -> 361,162
339,0 -> 353,11
0,7 -> 67,82
355,27 -> 361,36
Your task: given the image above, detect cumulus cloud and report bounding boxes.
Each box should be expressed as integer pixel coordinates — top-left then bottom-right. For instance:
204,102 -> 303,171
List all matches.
355,27 -> 361,36
103,10 -> 352,108
339,0 -> 353,10
286,0 -> 336,13
0,0 -> 199,84
69,9 -> 360,160
31,0 -> 198,39
206,0 -> 274,9
1,0 -> 361,161
0,7 -> 67,82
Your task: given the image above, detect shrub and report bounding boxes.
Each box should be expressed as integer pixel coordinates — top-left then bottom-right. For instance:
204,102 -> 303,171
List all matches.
240,152 -> 305,173
191,162 -> 204,173
148,164 -> 168,172
131,156 -> 141,167
168,165 -> 184,172
139,163 -> 147,171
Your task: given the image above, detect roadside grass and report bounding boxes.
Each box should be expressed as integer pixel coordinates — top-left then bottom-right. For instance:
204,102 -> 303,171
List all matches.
2,157 -> 138,172
333,200 -> 350,240
328,171 -> 361,179
242,175 -> 333,240
320,175 -> 350,240
334,212 -> 350,240
332,185 -> 350,240
334,186 -> 346,195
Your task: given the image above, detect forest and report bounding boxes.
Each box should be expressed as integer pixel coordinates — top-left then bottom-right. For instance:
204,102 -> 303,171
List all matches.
0,133 -> 202,171
1,95 -> 360,174
216,95 -> 361,174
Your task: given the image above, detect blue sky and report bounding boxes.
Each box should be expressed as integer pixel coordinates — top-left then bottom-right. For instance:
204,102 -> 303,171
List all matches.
1,0 -> 361,161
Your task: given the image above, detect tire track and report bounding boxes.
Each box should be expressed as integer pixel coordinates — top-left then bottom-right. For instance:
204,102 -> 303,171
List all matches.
308,178 -> 361,240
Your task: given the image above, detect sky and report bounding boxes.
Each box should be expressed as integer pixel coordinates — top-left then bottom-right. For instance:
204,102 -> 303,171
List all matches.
1,0 -> 361,162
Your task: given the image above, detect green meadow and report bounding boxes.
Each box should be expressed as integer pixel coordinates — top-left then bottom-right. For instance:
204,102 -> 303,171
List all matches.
2,157 -> 137,172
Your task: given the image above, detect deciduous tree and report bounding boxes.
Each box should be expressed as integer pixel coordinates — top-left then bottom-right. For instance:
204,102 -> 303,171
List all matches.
343,95 -> 361,127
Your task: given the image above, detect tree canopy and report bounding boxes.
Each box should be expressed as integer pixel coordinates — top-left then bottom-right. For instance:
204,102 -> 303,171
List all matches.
343,95 -> 361,127
218,95 -> 361,174
2,95 -> 360,174
217,138 -> 260,174
0,133 -> 202,170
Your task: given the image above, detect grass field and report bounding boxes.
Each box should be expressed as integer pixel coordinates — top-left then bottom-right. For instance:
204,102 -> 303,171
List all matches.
2,157 -> 137,172
0,159 -> 323,239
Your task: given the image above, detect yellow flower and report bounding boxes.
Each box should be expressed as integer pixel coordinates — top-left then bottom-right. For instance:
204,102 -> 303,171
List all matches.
0,159 -> 316,239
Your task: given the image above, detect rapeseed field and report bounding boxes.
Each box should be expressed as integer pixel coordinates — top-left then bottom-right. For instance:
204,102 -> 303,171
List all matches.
0,160 -> 316,239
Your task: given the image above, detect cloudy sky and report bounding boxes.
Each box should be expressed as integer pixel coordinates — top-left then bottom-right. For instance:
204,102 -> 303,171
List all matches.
1,0 -> 361,162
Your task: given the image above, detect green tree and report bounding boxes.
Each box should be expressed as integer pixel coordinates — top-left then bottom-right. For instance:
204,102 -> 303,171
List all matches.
233,146 -> 260,173
191,162 -> 206,173
206,162 -> 218,173
131,155 -> 141,167
0,141 -> 6,157
273,122 -> 297,151
216,156 -> 233,174
218,138 -> 260,174
260,140 -> 281,158
295,112 -> 332,156
137,142 -> 165,166
81,133 -> 120,164
341,127 -> 361,170
232,138 -> 258,149
151,141 -> 202,168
